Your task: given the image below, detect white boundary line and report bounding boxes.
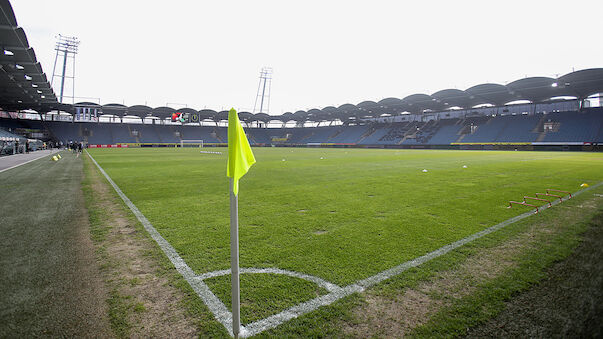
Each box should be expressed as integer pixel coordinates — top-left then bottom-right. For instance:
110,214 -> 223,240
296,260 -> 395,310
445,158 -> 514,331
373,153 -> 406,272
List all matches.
86,150 -> 602,337
0,150 -> 60,174
198,267 -> 342,293
86,151 -> 236,335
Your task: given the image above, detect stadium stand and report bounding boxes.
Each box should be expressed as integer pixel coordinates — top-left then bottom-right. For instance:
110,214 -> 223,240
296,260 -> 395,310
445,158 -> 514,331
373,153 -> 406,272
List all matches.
427,119 -> 463,145
328,125 -> 370,143
45,121 -> 82,144
358,125 -> 390,145
110,124 -> 137,143
285,128 -> 313,144
2,106 -> 601,149
179,125 -> 222,143
541,109 -> 602,143
301,126 -> 339,143
248,128 -> 271,144
494,114 -> 541,142
83,123 -> 113,144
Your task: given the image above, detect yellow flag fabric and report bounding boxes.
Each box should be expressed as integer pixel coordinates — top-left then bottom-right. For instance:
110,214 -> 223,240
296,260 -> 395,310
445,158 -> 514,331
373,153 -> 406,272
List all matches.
227,108 -> 256,196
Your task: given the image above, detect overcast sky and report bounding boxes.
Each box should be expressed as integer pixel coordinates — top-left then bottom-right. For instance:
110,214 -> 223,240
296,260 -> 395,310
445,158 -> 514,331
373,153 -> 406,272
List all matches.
10,0 -> 603,114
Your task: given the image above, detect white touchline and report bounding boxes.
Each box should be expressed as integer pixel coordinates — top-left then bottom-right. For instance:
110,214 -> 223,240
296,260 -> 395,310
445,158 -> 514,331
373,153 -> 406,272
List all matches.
87,150 -> 601,338
87,151 -> 235,334
0,149 -> 60,174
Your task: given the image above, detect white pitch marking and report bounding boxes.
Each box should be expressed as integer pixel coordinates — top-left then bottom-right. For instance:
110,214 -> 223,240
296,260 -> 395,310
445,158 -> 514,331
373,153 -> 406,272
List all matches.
87,151 -> 235,335
0,149 -> 61,174
86,150 -> 602,337
198,267 -> 342,293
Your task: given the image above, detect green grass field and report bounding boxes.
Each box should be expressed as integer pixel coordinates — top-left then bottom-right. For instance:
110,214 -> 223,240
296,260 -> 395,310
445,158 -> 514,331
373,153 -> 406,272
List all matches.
87,147 -> 602,327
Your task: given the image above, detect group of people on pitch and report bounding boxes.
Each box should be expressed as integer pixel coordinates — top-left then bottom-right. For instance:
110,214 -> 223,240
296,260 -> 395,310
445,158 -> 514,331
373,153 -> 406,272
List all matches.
68,141 -> 84,155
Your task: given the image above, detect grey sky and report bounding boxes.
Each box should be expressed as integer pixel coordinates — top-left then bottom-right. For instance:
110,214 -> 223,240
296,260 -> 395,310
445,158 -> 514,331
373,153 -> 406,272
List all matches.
10,0 -> 603,114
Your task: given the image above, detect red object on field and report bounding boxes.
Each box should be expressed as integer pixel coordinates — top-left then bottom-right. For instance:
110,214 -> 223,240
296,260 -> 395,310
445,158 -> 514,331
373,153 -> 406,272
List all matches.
524,196 -> 552,207
535,192 -> 562,202
547,189 -> 571,199
508,201 -> 539,213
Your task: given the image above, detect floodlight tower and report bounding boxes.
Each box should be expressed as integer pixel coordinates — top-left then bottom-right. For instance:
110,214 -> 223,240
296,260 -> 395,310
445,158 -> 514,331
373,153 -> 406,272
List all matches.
253,67 -> 272,114
51,35 -> 80,103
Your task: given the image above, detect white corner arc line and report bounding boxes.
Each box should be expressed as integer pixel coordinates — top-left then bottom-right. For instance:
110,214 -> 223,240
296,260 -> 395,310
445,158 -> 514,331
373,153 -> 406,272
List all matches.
86,150 -> 602,338
198,268 -> 342,293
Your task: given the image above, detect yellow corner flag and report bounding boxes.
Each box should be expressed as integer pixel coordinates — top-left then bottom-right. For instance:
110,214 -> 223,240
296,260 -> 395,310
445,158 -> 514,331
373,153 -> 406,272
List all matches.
227,108 -> 256,196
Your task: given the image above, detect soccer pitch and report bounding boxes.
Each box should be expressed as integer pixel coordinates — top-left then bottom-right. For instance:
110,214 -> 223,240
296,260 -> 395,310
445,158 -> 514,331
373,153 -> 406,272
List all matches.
87,147 -> 602,331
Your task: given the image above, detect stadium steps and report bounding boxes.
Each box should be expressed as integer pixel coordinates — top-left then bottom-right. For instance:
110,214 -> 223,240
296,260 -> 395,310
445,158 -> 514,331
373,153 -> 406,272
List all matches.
127,125 -> 140,143
455,133 -> 467,143
403,120 -> 433,144
155,126 -> 163,143
457,124 -> 470,136
328,128 -> 343,140
110,126 -> 115,144
40,121 -> 59,143
420,120 -> 439,143
532,114 -> 547,133
356,126 -> 377,144
492,119 -> 509,141
399,123 -> 419,144
298,132 -> 315,142
212,127 -> 224,142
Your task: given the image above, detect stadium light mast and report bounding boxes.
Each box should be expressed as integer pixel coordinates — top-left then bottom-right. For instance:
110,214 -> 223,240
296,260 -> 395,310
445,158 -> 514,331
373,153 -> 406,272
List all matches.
51,34 -> 79,104
253,67 -> 272,114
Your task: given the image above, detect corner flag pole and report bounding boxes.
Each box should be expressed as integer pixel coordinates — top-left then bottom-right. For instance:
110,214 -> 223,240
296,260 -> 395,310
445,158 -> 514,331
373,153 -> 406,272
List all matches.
226,108 -> 256,338
230,178 -> 241,338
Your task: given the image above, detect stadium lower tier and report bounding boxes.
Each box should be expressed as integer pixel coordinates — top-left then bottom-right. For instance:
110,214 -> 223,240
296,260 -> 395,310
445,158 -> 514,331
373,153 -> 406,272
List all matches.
1,108 -> 602,148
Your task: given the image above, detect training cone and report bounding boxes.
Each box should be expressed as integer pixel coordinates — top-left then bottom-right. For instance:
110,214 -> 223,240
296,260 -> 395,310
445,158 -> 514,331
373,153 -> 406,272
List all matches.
57,154 -> 62,159
51,156 -> 58,161
422,169 -> 428,172
580,183 -> 589,188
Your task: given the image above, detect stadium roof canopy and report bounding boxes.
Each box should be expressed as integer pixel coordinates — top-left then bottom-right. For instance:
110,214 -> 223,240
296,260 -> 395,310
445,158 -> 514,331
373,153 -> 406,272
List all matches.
557,68 -> 603,99
198,109 -> 217,121
0,0 -> 61,113
506,77 -> 558,103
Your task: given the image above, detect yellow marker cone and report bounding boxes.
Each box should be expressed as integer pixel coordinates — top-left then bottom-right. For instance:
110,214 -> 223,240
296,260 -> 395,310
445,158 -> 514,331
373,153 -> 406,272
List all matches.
57,154 -> 62,159
52,156 -> 58,161
580,183 -> 589,188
